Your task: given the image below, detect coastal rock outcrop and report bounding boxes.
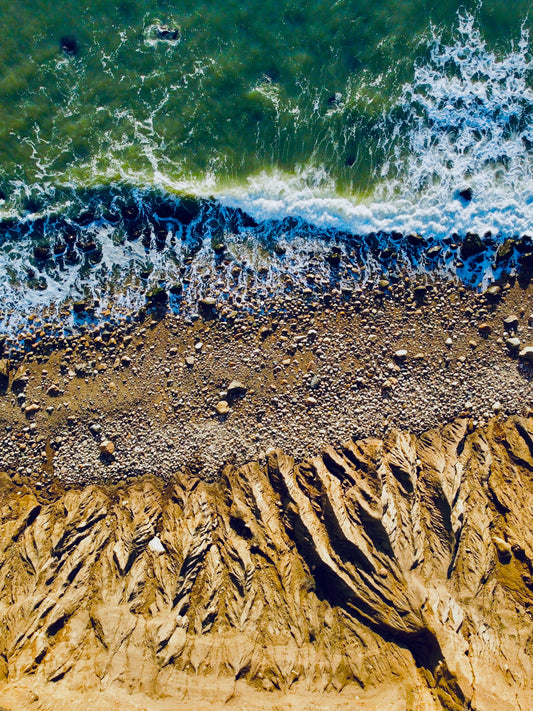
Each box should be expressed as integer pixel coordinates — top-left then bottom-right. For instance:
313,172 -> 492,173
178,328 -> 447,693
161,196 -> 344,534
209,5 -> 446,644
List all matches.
0,416 -> 533,709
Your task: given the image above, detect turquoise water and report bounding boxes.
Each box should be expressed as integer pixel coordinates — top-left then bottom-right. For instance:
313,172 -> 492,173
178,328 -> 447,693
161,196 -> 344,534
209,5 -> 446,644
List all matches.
0,2 -> 533,328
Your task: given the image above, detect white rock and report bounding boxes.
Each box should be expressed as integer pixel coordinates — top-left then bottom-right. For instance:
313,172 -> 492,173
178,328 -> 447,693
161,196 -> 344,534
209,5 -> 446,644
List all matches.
148,535 -> 165,554
393,349 -> 408,360
505,337 -> 521,352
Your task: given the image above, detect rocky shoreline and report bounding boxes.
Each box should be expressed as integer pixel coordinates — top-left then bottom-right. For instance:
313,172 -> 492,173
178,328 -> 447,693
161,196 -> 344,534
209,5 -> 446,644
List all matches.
2,188 -> 533,338
0,275 -> 533,489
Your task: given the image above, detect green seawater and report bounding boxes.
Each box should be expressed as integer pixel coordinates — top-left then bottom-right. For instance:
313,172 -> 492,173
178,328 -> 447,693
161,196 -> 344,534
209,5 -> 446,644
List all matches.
0,0 -> 530,198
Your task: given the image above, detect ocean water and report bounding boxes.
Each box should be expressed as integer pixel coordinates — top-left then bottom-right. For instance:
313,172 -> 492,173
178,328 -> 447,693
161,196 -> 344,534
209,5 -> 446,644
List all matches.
0,1 -> 533,330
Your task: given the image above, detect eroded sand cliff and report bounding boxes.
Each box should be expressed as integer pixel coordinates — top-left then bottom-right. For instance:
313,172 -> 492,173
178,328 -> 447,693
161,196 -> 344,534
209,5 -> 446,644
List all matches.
1,416 -> 533,709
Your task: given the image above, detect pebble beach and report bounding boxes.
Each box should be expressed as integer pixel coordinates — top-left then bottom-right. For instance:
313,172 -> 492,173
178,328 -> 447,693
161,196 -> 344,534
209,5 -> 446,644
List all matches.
1,270 -> 532,492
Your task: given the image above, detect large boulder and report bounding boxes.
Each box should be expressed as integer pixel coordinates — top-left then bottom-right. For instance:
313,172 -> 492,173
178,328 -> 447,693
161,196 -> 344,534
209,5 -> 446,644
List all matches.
0,358 -> 8,390
505,337 -> 521,354
198,297 -> 217,319
11,366 -> 28,392
519,346 -> 533,362
227,380 -> 247,401
503,314 -> 519,332
461,232 -> 483,259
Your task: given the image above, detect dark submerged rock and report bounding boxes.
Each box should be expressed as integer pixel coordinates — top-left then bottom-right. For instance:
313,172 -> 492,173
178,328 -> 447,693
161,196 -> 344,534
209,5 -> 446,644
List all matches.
76,211 -> 96,226
407,233 -> 427,248
141,228 -> 152,248
326,249 -> 342,267
457,187 -> 473,203
103,210 -> 121,225
33,245 -> 50,261
122,204 -> 141,223
53,241 -> 67,256
461,232 -> 484,259
154,201 -> 175,220
63,224 -> 78,245
232,208 -> 257,230
518,252 -> 533,274
64,248 -> 80,265
380,247 -> 395,260
146,287 -> 168,307
155,25 -> 180,41
426,245 -> 442,259
153,223 -> 168,244
174,199 -> 200,226
126,224 -> 143,242
516,235 -> 533,253
60,35 -> 79,55
78,239 -> 98,253
496,239 -> 516,263
73,300 -> 88,314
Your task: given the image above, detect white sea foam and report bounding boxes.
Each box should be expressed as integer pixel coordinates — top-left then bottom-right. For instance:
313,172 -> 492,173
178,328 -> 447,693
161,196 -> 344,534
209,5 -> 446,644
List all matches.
218,11 -> 533,242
